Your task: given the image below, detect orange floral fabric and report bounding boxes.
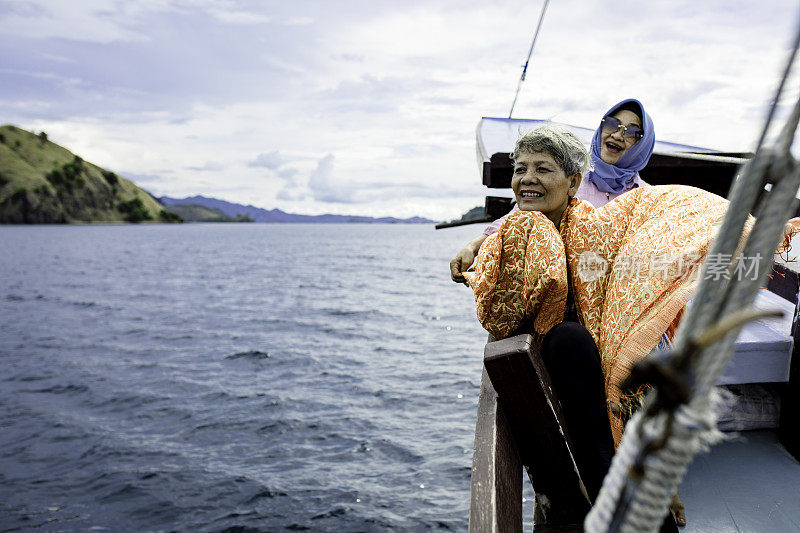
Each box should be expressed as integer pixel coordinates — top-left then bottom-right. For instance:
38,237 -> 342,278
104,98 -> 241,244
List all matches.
464,209 -> 568,339
465,185 -> 732,444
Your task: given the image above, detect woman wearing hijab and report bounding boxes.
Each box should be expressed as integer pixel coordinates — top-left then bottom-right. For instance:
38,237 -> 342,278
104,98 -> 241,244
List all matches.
450,98 -> 655,284
586,98 -> 654,201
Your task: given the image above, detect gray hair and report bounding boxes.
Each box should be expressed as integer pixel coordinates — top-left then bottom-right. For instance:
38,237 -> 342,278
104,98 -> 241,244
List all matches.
510,123 -> 592,176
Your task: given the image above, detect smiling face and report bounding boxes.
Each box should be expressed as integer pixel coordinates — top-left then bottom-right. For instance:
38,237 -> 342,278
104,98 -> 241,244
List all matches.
512,150 -> 581,227
599,109 -> 642,165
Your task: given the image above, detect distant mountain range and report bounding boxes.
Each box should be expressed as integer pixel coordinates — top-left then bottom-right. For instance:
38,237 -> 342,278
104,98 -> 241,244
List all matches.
161,202 -> 254,223
159,195 -> 435,224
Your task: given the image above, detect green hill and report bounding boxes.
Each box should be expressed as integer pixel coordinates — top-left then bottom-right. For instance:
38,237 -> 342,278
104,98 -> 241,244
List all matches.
458,205 -> 485,222
165,203 -> 253,222
0,125 -> 181,224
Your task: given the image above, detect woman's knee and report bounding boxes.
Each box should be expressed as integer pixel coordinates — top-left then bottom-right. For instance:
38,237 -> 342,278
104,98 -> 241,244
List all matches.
541,321 -> 601,373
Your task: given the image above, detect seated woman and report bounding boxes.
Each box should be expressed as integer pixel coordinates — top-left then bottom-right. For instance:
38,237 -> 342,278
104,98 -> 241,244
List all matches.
462,124 -> 746,531
451,98 -> 655,284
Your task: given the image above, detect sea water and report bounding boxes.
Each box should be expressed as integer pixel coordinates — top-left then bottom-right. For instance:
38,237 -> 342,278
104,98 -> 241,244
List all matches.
0,223 -> 510,531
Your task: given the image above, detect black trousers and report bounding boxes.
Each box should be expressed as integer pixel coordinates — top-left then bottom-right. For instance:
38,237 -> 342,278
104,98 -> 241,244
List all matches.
540,322 -> 678,533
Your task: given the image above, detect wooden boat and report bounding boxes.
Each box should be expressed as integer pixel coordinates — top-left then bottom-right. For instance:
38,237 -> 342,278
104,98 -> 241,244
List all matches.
464,117 -> 800,532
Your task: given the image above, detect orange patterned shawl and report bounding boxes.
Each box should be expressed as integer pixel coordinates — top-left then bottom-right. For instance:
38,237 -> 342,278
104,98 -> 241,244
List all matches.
464,185 -> 733,444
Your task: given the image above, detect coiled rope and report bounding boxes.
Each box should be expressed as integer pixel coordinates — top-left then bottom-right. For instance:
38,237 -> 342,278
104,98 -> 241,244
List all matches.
585,13 -> 800,533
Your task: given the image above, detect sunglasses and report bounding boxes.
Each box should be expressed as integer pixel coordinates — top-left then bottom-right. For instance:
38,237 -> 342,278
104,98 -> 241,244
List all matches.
601,116 -> 644,143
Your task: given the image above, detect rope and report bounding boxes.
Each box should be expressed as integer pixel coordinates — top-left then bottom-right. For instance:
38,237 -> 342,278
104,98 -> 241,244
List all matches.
585,12 -> 800,532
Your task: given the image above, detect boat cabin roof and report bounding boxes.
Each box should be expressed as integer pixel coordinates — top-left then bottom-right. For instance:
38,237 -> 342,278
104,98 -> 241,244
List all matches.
477,117 -> 716,159
476,117 -> 752,198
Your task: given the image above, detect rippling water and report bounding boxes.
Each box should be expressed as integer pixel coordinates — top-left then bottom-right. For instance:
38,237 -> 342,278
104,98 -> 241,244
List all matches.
0,223 -> 497,531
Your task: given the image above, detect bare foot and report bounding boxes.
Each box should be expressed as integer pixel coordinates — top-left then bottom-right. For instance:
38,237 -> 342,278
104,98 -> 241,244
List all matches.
670,491 -> 686,527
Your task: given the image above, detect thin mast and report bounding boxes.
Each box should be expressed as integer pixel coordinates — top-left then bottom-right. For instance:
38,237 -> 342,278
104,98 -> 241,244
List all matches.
508,0 -> 550,119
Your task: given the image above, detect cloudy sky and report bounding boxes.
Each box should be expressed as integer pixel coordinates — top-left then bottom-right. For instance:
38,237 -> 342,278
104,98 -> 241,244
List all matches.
2,1 -> 799,220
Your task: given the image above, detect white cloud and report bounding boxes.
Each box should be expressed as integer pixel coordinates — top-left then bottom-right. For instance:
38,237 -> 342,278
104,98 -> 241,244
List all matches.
2,0 -> 799,220
208,8 -> 271,24
0,0 -> 153,42
283,16 -> 313,26
308,154 -> 353,203
278,167 -> 299,179
186,161 -> 225,172
248,151 -> 286,170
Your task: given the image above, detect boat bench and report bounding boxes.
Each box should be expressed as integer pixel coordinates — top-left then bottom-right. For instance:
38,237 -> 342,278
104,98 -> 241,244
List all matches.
722,265 -> 798,385
468,263 -> 800,532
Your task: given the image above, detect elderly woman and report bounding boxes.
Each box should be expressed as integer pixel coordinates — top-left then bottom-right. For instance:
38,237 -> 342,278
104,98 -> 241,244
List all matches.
451,98 -> 654,284
462,123 -> 742,531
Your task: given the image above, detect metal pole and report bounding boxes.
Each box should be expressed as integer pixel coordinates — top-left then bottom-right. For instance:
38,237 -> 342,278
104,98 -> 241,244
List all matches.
509,0 -> 550,119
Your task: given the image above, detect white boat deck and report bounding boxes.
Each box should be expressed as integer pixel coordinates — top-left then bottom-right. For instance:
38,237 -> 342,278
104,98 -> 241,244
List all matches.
679,430 -> 800,532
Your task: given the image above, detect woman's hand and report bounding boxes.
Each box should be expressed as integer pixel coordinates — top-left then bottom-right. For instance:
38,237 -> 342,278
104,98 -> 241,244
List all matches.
450,234 -> 488,284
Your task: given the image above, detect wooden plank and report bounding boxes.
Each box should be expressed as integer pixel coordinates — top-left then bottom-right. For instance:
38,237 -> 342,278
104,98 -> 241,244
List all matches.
469,368 -> 522,533
677,450 -> 741,533
483,334 -> 591,527
776,263 -> 800,461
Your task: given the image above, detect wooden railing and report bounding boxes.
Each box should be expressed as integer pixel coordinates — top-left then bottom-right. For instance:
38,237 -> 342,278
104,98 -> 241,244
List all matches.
468,369 -> 522,532
468,335 -> 590,532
